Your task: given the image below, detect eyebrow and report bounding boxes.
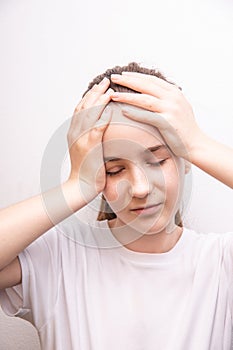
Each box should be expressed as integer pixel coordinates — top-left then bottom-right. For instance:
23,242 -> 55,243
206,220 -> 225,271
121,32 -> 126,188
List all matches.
146,145 -> 167,153
104,145 -> 167,162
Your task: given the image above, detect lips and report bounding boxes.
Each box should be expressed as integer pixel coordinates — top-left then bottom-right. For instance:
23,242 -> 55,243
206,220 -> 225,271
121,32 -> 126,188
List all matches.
130,203 -> 163,216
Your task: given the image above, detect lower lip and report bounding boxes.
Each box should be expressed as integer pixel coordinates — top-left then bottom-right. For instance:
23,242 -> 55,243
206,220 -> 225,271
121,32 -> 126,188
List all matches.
131,204 -> 163,216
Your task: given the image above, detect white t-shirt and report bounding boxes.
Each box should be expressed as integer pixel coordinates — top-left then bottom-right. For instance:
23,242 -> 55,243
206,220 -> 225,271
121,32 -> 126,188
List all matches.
1,217 -> 233,350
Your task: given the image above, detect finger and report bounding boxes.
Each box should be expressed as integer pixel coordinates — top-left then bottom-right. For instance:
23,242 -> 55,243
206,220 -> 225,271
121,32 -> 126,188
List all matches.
73,78 -> 110,117
93,88 -> 114,108
110,73 -> 166,98
89,107 -> 112,139
68,105 -> 112,149
111,71 -> 175,93
73,98 -> 85,115
121,71 -> 176,91
73,79 -> 109,115
82,88 -> 114,130
82,77 -> 110,108
122,107 -> 189,158
121,106 -> 167,130
111,92 -> 164,112
70,88 -> 113,133
95,109 -> 112,128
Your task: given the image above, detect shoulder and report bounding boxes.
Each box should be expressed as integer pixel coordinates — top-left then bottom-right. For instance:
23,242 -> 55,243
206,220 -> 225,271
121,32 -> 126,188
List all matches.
56,216 -> 118,249
23,217 -> 113,257
184,227 -> 233,243
183,227 -> 233,260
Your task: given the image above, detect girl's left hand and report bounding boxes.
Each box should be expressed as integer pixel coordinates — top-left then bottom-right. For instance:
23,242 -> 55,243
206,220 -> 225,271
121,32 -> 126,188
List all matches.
110,72 -> 203,160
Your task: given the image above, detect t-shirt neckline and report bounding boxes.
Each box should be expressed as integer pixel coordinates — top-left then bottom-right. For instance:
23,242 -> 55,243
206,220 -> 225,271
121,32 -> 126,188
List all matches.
98,220 -> 189,264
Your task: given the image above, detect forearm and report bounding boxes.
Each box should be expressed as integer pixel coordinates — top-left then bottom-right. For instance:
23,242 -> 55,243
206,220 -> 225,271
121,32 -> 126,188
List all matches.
0,77 -> 111,271
0,180 -> 85,270
189,132 -> 233,188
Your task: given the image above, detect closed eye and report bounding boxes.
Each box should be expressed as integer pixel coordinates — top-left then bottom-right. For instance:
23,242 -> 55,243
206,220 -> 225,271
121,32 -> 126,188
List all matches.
106,159 -> 168,176
147,159 -> 168,167
106,167 -> 125,176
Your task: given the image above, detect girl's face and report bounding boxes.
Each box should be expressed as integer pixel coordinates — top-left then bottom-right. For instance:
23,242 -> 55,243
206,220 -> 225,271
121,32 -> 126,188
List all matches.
102,103 -> 186,235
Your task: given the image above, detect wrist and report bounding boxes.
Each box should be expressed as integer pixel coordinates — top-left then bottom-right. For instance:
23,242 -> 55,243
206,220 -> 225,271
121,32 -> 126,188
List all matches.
63,177 -> 100,211
61,179 -> 86,213
185,129 -> 209,164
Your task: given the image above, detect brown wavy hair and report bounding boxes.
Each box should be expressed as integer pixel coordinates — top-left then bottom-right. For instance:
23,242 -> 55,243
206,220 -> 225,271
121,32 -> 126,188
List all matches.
83,62 -> 182,227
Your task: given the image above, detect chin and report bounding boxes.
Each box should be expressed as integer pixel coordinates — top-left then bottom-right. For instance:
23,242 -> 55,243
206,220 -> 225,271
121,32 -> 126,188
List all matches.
116,209 -> 177,235
117,215 -> 165,235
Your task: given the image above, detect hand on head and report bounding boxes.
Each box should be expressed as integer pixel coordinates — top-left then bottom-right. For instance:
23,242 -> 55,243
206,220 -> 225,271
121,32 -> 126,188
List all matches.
109,72 -> 202,160
67,77 -> 114,202
67,64 -> 197,205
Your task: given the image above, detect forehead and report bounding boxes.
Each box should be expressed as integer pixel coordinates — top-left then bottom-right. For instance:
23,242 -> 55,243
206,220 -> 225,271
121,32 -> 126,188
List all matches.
102,103 -> 165,157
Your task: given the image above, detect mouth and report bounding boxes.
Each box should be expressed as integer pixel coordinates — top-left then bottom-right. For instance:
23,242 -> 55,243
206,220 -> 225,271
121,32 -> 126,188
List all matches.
130,203 -> 163,216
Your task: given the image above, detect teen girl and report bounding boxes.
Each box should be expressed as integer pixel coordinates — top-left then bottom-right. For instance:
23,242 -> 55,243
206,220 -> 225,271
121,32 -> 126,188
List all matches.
0,62 -> 233,349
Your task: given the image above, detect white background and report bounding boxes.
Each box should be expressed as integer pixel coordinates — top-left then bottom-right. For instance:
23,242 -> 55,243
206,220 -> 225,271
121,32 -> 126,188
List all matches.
0,0 -> 232,347
1,0 -> 233,234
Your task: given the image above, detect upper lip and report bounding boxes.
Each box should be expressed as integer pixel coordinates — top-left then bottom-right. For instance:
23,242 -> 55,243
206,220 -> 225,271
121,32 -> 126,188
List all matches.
130,203 -> 161,211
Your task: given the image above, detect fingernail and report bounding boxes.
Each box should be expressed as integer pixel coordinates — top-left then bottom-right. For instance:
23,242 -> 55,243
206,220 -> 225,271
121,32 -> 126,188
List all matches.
99,77 -> 109,85
111,74 -> 121,81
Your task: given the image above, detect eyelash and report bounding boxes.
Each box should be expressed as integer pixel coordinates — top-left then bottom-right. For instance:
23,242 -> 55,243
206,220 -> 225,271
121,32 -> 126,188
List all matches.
106,169 -> 124,177
106,159 -> 168,177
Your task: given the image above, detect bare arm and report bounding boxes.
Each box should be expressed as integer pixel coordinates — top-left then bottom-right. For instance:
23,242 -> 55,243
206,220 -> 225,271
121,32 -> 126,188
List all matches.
0,257 -> 22,289
0,77 -> 113,289
110,72 -> 233,188
0,181 -> 87,289
0,180 -> 82,271
188,132 -> 233,188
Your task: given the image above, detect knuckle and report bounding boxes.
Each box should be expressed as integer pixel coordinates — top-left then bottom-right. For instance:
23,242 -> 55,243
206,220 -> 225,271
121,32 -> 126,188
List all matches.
80,103 -> 87,111
98,94 -> 110,104
166,91 -> 183,110
170,87 -> 183,100
74,101 -> 82,113
170,83 -> 180,91
72,110 -> 80,119
144,95 -> 154,110
91,126 -> 103,135
170,101 -> 180,114
67,129 -> 74,142
91,84 -> 101,92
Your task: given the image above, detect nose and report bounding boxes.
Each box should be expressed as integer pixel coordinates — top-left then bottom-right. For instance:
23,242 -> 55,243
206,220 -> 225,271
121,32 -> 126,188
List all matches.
129,165 -> 151,198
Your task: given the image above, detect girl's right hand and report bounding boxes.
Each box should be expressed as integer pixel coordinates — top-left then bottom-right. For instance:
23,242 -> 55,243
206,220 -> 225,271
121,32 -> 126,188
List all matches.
67,77 -> 113,203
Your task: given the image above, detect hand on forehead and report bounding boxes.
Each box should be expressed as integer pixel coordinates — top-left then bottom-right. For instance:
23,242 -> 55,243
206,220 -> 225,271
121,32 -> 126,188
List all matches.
102,102 -> 170,162
103,102 -> 164,141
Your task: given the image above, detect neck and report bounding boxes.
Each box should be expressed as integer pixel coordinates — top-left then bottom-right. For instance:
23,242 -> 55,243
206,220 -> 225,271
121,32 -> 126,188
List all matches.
108,219 -> 183,254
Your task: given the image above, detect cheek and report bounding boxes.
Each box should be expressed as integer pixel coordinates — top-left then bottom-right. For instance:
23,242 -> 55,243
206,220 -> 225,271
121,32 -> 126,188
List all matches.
103,179 -> 117,202
103,178 -> 126,203
103,178 -> 131,211
163,161 -> 185,203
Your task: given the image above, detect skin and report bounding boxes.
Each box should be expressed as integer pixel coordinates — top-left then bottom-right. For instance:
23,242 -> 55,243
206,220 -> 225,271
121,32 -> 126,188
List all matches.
0,77 -> 114,287
102,103 -> 187,253
109,72 -> 233,188
0,72 -> 232,289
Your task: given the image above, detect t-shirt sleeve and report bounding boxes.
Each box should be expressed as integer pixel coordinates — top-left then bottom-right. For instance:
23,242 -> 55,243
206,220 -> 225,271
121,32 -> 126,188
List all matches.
0,226 -> 62,329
